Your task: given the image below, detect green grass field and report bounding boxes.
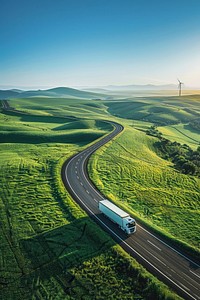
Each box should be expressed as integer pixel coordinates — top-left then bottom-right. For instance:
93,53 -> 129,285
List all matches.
105,95 -> 200,125
0,97 -> 182,299
9,97 -> 109,119
157,123 -> 200,149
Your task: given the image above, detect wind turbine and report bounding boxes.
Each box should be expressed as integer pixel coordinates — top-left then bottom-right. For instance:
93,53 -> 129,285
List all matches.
177,79 -> 183,96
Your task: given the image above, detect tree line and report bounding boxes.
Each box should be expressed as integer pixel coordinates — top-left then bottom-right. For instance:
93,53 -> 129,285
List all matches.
146,126 -> 200,177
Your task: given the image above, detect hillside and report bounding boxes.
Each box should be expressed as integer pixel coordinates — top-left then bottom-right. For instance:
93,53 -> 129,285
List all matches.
0,86 -> 105,100
0,90 -> 20,98
104,84 -> 178,91
105,95 -> 200,125
0,97 -> 181,300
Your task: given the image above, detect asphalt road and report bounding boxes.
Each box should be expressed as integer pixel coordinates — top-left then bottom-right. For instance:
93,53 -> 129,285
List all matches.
62,121 -> 200,300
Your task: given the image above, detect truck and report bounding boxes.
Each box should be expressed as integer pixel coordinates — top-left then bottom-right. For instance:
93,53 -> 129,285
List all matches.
98,199 -> 136,234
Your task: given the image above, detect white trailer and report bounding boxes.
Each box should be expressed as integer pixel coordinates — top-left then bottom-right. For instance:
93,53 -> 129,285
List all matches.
99,199 -> 136,234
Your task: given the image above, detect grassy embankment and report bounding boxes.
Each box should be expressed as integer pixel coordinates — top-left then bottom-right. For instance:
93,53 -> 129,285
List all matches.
0,97 -> 180,299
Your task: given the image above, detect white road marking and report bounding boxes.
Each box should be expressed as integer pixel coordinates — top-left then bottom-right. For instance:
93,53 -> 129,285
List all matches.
147,240 -> 161,251
146,249 -> 166,266
77,176 -> 79,179
138,224 -> 200,268
93,198 -> 98,203
190,270 -> 200,279
133,240 -> 166,266
194,294 -> 200,300
181,273 -> 200,291
81,156 -> 104,200
170,268 -> 177,274
80,182 -> 83,186
178,282 -> 190,292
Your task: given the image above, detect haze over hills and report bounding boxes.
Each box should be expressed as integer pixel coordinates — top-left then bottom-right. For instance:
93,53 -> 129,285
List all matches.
82,84 -> 200,97
102,84 -> 179,91
1,84 -> 200,100
0,87 -> 105,100
76,84 -> 180,92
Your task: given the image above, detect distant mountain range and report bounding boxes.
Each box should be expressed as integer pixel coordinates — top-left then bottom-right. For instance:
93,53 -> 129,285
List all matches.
0,87 -> 105,99
103,84 -> 178,90
1,85 -> 199,100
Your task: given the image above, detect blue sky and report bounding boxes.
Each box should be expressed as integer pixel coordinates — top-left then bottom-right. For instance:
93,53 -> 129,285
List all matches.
0,0 -> 200,88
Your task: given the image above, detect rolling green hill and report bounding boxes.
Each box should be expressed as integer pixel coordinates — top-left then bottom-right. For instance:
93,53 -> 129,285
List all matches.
0,86 -> 106,100
0,108 -> 110,146
1,93 -> 199,299
105,95 -> 200,125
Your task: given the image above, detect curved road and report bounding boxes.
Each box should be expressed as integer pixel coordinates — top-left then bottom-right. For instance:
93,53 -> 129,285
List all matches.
62,121 -> 200,300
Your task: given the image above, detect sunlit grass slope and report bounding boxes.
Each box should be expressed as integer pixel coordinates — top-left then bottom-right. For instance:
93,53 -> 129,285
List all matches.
0,107 -> 111,145
0,98 -> 180,299
158,124 -> 200,149
89,126 -> 200,251
9,97 -> 108,118
105,95 -> 200,125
